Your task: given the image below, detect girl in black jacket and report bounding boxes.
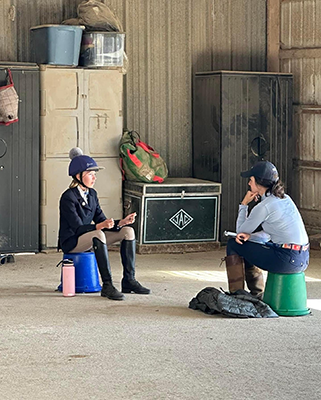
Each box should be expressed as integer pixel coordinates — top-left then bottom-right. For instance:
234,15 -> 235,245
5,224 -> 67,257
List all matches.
58,148 -> 150,300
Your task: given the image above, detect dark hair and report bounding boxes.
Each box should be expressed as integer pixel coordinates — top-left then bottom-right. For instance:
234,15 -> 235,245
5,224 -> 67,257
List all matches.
254,177 -> 285,199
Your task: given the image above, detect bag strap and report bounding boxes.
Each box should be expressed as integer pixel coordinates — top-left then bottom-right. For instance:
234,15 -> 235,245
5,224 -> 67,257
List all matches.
129,130 -> 140,142
1,69 -> 15,91
6,69 -> 14,85
128,131 -> 140,153
136,141 -> 160,158
119,158 -> 125,181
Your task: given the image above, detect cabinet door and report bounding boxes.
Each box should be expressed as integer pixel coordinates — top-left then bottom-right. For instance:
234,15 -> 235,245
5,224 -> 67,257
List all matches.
0,68 -> 39,252
83,69 -> 123,220
40,67 -> 84,159
83,69 -> 123,157
40,159 -> 71,249
40,67 -> 83,248
0,128 -> 11,251
259,75 -> 293,194
193,74 -> 221,182
94,158 -> 122,219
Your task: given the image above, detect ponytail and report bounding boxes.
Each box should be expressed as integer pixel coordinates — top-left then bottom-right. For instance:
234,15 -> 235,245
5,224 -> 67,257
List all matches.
254,177 -> 285,199
271,180 -> 285,198
69,178 -> 78,189
69,172 -> 89,189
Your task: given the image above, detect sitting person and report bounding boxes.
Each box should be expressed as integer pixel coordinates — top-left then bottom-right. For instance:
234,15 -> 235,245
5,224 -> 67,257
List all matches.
224,160 -> 309,299
58,147 -> 150,301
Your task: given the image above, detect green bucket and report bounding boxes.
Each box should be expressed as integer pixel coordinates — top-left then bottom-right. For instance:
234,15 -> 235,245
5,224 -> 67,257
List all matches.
263,272 -> 310,316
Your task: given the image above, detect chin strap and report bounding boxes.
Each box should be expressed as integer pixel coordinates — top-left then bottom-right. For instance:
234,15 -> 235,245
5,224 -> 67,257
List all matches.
73,172 -> 90,189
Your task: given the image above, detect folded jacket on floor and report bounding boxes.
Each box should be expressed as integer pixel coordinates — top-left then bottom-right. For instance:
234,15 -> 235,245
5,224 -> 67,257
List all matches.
189,287 -> 278,318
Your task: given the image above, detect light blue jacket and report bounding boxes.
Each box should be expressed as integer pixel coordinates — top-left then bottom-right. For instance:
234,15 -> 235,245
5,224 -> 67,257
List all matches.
236,194 -> 309,245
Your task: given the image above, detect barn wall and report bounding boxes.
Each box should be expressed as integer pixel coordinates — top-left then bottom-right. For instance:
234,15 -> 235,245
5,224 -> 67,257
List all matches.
280,0 -> 321,232
0,0 -> 267,176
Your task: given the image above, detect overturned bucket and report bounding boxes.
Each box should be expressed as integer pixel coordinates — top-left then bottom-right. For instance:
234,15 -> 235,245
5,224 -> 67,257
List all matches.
263,272 -> 310,316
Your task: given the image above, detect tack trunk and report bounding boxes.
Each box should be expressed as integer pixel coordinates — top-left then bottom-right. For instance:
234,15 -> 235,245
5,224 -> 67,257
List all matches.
123,178 -> 221,254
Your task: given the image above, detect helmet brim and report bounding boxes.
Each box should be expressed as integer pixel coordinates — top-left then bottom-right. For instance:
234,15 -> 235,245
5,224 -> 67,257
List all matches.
86,166 -> 105,172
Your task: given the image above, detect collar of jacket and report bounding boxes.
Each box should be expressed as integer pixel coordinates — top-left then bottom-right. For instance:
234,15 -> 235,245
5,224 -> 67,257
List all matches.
71,187 -> 93,209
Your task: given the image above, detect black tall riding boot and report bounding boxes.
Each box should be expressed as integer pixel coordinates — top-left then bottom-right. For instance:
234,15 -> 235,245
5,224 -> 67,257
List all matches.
92,237 -> 124,300
120,239 -> 150,294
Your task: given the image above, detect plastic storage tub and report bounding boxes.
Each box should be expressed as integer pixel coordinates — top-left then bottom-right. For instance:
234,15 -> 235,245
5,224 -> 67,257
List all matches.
30,25 -> 83,66
79,32 -> 125,67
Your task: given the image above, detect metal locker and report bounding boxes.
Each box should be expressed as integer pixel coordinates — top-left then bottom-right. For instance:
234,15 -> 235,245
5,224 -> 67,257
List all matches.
0,63 -> 40,253
193,71 -> 293,241
40,66 -> 123,249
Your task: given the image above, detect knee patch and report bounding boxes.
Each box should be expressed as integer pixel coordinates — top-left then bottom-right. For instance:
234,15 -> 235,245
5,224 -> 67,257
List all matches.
95,230 -> 107,244
121,227 -> 135,241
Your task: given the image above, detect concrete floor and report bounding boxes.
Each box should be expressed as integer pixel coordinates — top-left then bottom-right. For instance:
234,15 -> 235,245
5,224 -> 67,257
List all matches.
1,248 -> 321,400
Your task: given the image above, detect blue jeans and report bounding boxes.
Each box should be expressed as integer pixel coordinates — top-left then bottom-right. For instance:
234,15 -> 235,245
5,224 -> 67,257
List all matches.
226,239 -> 309,274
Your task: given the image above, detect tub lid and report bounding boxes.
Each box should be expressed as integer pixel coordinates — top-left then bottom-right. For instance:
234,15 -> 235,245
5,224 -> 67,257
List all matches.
82,31 -> 125,35
30,24 -> 85,30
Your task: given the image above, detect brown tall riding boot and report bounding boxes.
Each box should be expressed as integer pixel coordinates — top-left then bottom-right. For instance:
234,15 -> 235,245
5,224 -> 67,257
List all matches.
224,254 -> 245,293
245,266 -> 265,299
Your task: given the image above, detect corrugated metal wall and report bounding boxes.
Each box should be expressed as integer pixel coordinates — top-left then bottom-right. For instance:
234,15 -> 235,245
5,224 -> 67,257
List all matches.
0,0 -> 16,60
0,0 -> 267,177
123,0 -> 267,176
280,0 -> 321,232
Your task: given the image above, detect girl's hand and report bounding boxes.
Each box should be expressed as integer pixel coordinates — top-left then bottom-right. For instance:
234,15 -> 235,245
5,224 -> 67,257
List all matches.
118,212 -> 137,228
236,232 -> 251,244
96,218 -> 114,230
241,191 -> 259,206
103,218 -> 115,229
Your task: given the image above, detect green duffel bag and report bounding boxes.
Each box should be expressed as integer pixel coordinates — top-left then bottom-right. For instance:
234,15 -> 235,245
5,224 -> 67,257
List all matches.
119,130 -> 168,183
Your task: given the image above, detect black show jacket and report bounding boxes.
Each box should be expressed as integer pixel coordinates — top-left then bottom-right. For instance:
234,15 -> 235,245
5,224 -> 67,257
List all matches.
58,187 -> 120,253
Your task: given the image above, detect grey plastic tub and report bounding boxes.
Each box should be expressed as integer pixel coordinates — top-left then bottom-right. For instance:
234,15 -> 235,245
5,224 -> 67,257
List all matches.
30,25 -> 83,66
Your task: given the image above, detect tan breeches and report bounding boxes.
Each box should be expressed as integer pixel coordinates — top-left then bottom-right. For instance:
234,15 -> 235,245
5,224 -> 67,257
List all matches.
70,227 -> 135,253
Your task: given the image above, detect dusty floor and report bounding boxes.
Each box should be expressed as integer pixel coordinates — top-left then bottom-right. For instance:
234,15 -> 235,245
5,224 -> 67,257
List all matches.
1,248 -> 321,400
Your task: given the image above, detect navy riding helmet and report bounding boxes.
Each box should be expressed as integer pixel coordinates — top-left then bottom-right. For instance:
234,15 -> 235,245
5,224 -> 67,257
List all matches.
68,147 -> 104,176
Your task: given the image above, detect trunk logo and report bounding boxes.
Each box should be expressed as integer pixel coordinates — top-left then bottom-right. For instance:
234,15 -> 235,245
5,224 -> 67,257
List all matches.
169,209 -> 193,230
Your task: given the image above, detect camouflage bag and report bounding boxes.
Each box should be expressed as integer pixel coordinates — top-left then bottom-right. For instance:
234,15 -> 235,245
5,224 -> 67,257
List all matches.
119,130 -> 168,183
